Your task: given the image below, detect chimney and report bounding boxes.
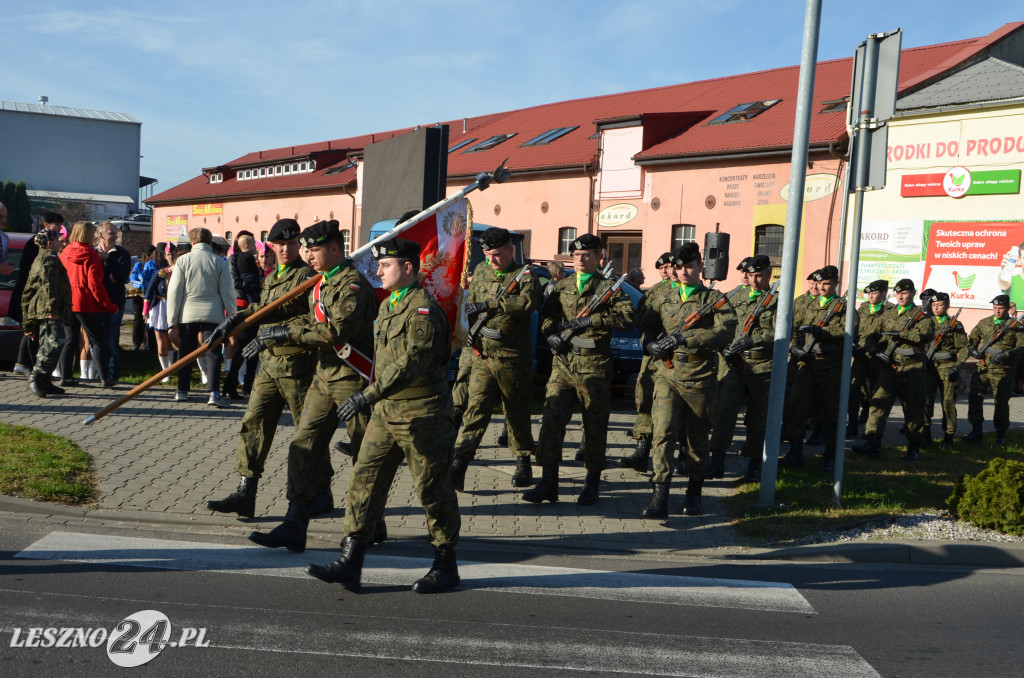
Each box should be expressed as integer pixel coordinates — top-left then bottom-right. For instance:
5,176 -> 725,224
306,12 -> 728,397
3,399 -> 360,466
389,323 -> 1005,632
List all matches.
39,95 -> 49,105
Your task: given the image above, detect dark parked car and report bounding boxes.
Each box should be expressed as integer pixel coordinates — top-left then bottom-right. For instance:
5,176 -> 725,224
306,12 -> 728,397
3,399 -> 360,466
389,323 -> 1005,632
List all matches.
0,233 -> 32,363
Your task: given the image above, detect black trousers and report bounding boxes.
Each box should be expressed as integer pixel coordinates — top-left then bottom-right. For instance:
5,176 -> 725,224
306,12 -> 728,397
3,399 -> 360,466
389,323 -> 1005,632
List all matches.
177,322 -> 221,393
59,312 -> 110,382
17,334 -> 38,367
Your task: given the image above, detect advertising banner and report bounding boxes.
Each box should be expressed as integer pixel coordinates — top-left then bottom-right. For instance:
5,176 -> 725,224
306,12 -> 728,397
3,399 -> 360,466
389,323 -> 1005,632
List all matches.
856,220 -> 925,299
191,203 -> 223,217
164,214 -> 188,240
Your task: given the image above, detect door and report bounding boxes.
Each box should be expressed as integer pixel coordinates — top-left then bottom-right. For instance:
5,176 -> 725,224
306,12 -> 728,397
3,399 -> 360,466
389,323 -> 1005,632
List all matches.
602,233 -> 642,277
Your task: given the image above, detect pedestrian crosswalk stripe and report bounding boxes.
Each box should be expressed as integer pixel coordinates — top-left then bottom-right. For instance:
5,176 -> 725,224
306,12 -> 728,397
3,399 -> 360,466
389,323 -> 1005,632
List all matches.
17,531 -> 814,613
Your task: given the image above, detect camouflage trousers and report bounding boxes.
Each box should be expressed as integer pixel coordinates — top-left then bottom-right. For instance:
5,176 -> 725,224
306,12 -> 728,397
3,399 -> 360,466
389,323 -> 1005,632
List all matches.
968,367 -> 1014,436
344,392 -> 460,548
865,364 -> 926,444
650,373 -> 716,483
236,366 -> 314,479
925,363 -> 960,435
632,355 -> 657,439
786,355 -> 841,452
848,355 -> 879,422
710,364 -> 771,464
454,353 -> 534,460
32,320 -> 67,377
451,349 -> 475,415
709,365 -> 746,458
285,373 -> 368,506
535,363 -> 612,473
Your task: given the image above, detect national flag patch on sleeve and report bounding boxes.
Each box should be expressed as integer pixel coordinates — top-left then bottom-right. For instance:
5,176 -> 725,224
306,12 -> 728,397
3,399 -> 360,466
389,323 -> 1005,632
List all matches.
349,283 -> 361,291
416,307 -> 430,315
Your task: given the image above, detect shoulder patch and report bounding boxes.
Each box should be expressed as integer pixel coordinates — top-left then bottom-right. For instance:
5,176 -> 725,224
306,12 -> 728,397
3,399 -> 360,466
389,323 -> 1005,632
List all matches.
416,307 -> 430,315
349,283 -> 361,291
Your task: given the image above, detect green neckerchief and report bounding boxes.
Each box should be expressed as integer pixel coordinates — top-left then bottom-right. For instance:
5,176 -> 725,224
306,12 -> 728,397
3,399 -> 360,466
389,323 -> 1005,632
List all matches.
680,284 -> 700,301
936,314 -> 948,324
897,304 -> 912,316
870,302 -> 882,314
321,260 -> 349,282
671,281 -> 680,289
994,317 -> 1005,326
492,261 -> 516,279
749,289 -> 764,300
576,271 -> 595,293
389,285 -> 413,309
819,293 -> 836,308
276,264 -> 287,278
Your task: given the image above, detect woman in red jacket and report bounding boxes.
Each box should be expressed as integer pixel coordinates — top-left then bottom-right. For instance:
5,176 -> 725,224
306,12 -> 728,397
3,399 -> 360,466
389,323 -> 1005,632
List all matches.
58,221 -> 118,388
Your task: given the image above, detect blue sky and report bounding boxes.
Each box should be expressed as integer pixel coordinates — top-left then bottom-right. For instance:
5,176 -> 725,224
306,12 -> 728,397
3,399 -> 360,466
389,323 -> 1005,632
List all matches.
3,1 -> 1021,195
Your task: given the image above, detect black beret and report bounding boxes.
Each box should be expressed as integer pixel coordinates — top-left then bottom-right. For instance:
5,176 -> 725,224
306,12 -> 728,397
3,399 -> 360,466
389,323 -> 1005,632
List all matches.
863,279 -> 889,293
893,278 -> 916,293
267,218 -> 300,242
672,241 -> 701,266
298,220 -> 340,248
806,268 -> 820,281
655,251 -> 673,268
919,288 -> 937,299
991,294 -> 1010,306
812,265 -> 839,282
743,254 -> 772,273
569,233 -> 601,252
736,256 -> 753,272
931,291 -> 950,303
480,227 -> 511,250
370,237 -> 420,260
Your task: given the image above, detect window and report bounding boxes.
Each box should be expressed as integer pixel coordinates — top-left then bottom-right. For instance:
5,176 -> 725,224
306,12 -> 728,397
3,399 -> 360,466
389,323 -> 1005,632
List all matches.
244,169 -> 252,179
276,165 -> 282,175
464,134 -> 516,153
224,231 -> 233,243
260,167 -> 267,177
521,126 -> 578,147
671,224 -> 696,250
707,100 -> 781,125
283,165 -> 290,175
819,97 -> 849,114
309,160 -> 316,171
292,163 -> 299,172
754,224 -> 784,265
448,138 -> 477,153
209,172 -> 222,183
325,161 -> 356,176
260,231 -> 269,241
341,229 -> 351,257
300,162 -> 307,172
558,227 -> 577,255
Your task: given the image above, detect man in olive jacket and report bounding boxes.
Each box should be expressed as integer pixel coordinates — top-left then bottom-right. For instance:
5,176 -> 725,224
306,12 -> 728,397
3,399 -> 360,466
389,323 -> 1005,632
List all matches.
21,229 -> 72,398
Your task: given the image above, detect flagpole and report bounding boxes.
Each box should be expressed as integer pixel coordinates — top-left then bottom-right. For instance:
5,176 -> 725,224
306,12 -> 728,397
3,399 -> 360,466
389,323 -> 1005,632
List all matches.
84,160 -> 511,424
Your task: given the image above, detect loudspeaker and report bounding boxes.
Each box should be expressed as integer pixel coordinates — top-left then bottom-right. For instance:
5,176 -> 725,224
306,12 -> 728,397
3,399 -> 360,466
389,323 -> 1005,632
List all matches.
703,232 -> 730,281
360,126 -> 449,243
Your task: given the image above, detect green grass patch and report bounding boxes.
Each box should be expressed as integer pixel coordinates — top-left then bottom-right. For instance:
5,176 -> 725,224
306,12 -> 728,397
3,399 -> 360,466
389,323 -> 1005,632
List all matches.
727,432 -> 1023,545
0,422 -> 97,504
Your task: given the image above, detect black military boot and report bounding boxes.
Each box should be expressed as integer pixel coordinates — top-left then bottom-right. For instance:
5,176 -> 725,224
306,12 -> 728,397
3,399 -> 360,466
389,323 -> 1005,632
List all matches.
248,502 -> 309,553
369,519 -> 388,546
740,460 -> 761,483
522,464 -> 558,503
682,476 -> 703,516
995,433 -> 1007,446
511,457 -> 533,487
674,454 -> 689,476
704,452 -> 726,479
642,482 -> 669,518
311,488 -> 334,517
618,437 -> 652,473
306,536 -> 366,592
942,433 -> 954,451
497,423 -> 509,447
576,471 -> 600,506
332,440 -> 354,458
412,544 -> 460,594
852,433 -> 881,459
43,376 -> 65,395
451,456 -> 469,492
778,439 -> 804,468
821,449 -> 835,472
902,443 -> 920,460
28,374 -> 48,398
575,432 -> 587,462
206,476 -> 258,518
963,426 -> 983,443
221,371 -> 241,400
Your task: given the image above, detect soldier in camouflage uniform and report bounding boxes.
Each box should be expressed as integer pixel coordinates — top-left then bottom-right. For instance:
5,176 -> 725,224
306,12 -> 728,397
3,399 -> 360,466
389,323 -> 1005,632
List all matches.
249,220 -> 377,553
307,237 -> 462,595
848,280 -> 893,438
451,227 -> 541,491
781,271 -> 820,441
783,266 -> 853,471
618,251 -> 674,473
964,294 -> 1024,446
924,292 -> 968,450
853,278 -> 933,460
523,233 -> 634,506
640,242 -> 737,518
203,219 -> 320,519
20,229 -> 72,398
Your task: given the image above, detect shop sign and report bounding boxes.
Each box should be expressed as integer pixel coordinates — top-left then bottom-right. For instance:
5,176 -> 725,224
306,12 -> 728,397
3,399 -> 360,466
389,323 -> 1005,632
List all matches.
597,203 -> 638,227
900,168 -> 1021,198
192,203 -> 223,217
779,173 -> 836,202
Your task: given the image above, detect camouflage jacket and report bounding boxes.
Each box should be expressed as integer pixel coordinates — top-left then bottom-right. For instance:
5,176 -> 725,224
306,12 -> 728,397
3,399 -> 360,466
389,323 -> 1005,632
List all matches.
927,314 -> 968,370
792,292 -> 818,327
466,260 -> 541,357
875,303 -> 934,366
731,287 -> 778,374
968,316 -> 1024,373
21,253 -> 73,333
364,283 -> 451,403
540,271 -> 635,375
791,294 -> 855,356
288,262 -> 377,383
237,260 -> 317,377
856,301 -> 895,354
641,284 -> 737,381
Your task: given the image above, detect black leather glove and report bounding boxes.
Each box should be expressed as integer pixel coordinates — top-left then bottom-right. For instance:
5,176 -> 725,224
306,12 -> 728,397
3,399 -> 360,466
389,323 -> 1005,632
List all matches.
722,335 -> 754,360
465,301 -> 489,317
852,344 -> 867,359
799,324 -> 822,337
947,367 -> 960,383
789,345 -> 808,361
205,314 -> 243,346
241,326 -> 290,359
647,341 -> 672,359
988,349 -> 1008,364
559,316 -> 593,333
654,333 -> 685,356
546,333 -> 570,354
968,347 -> 982,360
874,351 -> 894,366
338,391 -> 369,422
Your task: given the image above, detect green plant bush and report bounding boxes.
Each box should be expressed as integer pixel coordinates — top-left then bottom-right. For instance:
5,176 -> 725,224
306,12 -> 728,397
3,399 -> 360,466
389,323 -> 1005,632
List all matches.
948,457 -> 1024,536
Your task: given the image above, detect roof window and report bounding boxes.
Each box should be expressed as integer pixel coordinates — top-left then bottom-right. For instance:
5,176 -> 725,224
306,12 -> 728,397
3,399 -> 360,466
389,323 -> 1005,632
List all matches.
521,126 -> 578,147
464,134 -> 516,153
819,97 -> 849,114
448,138 -> 477,153
324,161 -> 357,176
707,100 -> 781,125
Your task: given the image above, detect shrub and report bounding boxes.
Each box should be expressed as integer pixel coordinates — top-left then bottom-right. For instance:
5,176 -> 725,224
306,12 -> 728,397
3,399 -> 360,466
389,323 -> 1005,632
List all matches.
948,457 -> 1024,536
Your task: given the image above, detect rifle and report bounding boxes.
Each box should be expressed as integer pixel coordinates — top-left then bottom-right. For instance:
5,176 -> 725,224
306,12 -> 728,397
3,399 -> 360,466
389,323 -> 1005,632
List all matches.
466,265 -> 531,356
723,279 -> 781,364
664,283 -> 745,369
553,273 -> 627,367
970,313 -> 1024,366
791,292 -> 847,361
924,307 -> 962,361
875,304 -> 929,369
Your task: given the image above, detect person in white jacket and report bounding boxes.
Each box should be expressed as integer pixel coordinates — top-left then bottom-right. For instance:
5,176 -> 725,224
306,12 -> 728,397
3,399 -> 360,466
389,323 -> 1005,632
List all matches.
167,227 -> 236,406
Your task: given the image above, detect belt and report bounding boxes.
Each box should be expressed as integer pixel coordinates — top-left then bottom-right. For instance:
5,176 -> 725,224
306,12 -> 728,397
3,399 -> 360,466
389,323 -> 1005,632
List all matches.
570,347 -> 606,357
269,346 -> 305,356
742,349 -> 770,361
674,350 -> 711,363
934,358 -> 955,365
894,347 -> 921,357
932,351 -> 952,360
812,344 -> 837,354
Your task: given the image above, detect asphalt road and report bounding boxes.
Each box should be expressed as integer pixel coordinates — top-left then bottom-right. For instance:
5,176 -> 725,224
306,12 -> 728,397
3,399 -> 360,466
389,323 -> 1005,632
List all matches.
2,517 -> 1021,678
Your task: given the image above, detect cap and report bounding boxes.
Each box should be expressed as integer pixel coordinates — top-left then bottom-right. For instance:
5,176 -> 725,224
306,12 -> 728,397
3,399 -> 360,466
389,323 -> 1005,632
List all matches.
569,233 -> 601,252
33,229 -> 59,247
863,279 -> 889,293
212,236 -> 230,250
743,254 -> 772,273
370,237 -> 420,260
267,218 -> 300,242
655,251 -> 673,268
919,288 -> 937,299
991,294 -> 1010,306
806,268 -> 820,281
931,291 -> 950,303
812,265 -> 839,282
893,278 -> 916,293
735,256 -> 753,272
298,220 -> 340,248
671,241 -> 701,266
479,227 -> 511,250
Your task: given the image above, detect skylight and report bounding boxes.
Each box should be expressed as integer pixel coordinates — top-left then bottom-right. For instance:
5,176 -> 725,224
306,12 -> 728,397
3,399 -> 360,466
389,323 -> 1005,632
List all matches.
448,138 -> 477,153
521,126 -> 578,147
464,134 -> 516,153
707,100 -> 781,125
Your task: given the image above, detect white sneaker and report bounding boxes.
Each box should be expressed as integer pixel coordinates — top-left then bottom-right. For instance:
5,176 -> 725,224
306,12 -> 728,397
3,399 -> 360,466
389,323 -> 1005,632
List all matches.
175,391 -> 188,402
161,375 -> 171,384
13,364 -> 31,376
207,392 -> 228,408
